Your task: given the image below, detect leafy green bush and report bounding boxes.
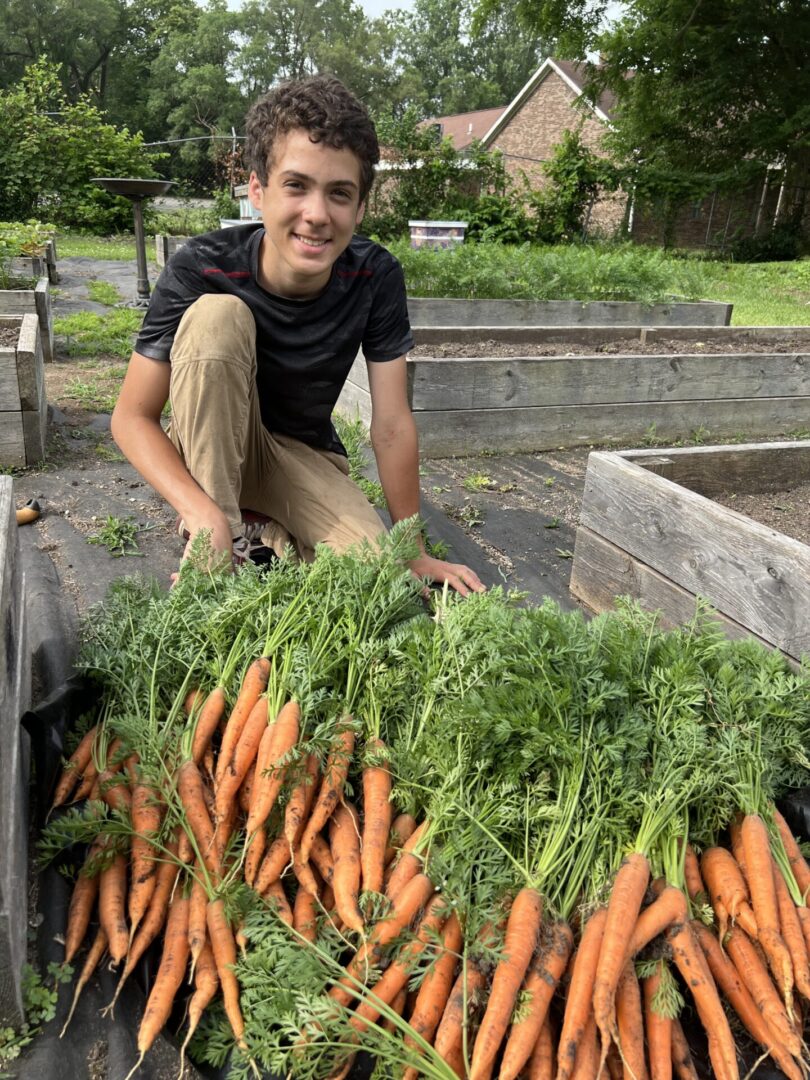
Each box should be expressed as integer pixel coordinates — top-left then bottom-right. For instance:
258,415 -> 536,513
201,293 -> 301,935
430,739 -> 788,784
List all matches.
0,219 -> 57,257
463,194 -> 531,244
389,239 -> 712,302
0,60 -> 160,233
729,224 -> 805,264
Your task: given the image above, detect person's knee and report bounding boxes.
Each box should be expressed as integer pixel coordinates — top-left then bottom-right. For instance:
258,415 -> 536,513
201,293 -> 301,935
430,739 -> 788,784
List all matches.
172,294 -> 256,364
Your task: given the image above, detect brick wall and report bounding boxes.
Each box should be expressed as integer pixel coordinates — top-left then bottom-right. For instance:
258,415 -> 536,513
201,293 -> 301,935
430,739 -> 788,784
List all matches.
490,68 -> 627,237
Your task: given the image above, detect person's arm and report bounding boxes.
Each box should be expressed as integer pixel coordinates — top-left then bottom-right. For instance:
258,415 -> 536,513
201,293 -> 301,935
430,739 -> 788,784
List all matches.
111,352 -> 233,563
366,356 -> 484,597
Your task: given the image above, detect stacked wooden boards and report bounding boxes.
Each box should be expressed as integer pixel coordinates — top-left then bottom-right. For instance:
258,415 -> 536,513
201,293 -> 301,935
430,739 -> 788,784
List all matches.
570,442 -> 810,664
0,314 -> 47,466
336,321 -> 810,457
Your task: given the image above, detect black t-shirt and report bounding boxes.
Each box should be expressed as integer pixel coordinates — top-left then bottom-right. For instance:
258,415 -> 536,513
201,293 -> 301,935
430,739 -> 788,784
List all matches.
134,224 -> 414,454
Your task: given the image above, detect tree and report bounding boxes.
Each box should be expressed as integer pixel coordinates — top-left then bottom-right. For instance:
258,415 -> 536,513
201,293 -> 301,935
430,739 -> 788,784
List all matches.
393,0 -> 548,116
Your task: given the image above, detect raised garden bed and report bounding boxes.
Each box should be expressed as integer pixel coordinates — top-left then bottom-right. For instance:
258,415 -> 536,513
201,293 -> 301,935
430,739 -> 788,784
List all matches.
155,233 -> 190,268
406,296 -> 733,327
337,324 -> 810,457
570,441 -> 810,664
0,314 -> 47,466
0,276 -> 54,363
6,237 -> 59,284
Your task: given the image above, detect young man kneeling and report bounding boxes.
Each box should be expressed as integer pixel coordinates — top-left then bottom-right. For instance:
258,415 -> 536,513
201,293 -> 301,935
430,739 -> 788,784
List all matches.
111,74 -> 483,596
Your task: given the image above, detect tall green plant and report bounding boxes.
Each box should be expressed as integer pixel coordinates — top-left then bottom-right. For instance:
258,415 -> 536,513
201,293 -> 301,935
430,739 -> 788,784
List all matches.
0,59 -> 160,232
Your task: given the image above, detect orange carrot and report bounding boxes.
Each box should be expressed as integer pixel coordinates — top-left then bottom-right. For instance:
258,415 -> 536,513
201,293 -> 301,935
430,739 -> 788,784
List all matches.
330,801 -> 364,934
215,695 -> 270,822
98,849 -> 128,965
384,812 -> 418,867
434,959 -> 487,1075
97,765 -> 132,814
499,919 -> 573,1080
528,1014 -> 555,1080
215,656 -> 271,787
188,871 -> 208,976
284,752 -> 320,851
471,887 -> 543,1079
245,824 -> 267,888
670,1018 -> 698,1080
360,737 -> 392,896
403,911 -> 463,1080
625,885 -> 687,961
572,1009 -> 600,1080
128,783 -> 163,941
741,813 -> 793,1010
207,897 -> 246,1048
666,922 -> 738,1080
797,905 -> 810,958
694,920 -> 803,1080
700,847 -> 757,938
773,807 -> 810,902
184,687 -> 202,715
245,700 -> 301,839
772,857 -> 810,1001
132,893 -> 190,1069
351,895 -> 448,1035
309,833 -> 335,885
264,879 -> 294,926
51,725 -> 98,811
191,685 -> 227,765
386,820 -> 430,901
179,938 -> 219,1076
294,884 -> 319,942
64,837 -> 105,964
557,907 -> 609,1080
615,962 -> 648,1080
382,986 -> 407,1033
682,845 -> 706,903
104,836 -> 181,1016
725,924 -> 801,1056
238,761 -> 256,815
643,963 -> 672,1080
329,872 -> 435,1008
177,759 -> 220,879
592,853 -> 650,1063
59,924 -> 107,1038
254,834 -> 292,894
299,723 -> 355,863
293,847 -> 321,897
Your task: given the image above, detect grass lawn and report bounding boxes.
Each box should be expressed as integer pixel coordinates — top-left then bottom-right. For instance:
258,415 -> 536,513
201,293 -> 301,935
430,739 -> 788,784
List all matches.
699,260 -> 810,325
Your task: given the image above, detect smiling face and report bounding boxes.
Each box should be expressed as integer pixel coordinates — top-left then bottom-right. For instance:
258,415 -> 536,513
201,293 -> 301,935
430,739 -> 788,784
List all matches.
247,128 -> 366,299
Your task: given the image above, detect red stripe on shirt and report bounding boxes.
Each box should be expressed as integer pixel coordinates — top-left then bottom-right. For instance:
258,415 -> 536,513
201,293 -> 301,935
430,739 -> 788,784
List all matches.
203,268 -> 251,278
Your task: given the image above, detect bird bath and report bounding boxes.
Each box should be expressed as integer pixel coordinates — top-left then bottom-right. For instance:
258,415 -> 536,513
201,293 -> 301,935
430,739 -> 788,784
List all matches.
92,177 -> 175,305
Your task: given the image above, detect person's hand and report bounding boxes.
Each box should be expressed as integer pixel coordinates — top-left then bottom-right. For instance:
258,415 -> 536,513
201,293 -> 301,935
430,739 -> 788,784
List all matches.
408,553 -> 486,598
171,512 -> 234,585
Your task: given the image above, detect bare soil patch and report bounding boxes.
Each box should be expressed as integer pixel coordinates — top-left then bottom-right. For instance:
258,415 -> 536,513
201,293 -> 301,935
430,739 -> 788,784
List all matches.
411,336 -> 810,358
713,482 -> 810,547
0,326 -> 20,346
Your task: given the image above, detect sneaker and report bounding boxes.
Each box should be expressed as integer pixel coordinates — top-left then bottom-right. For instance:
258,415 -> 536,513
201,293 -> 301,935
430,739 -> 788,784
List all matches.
176,509 -> 275,567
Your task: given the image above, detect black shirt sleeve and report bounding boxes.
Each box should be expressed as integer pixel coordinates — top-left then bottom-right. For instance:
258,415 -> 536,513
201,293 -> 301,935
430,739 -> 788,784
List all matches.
361,259 -> 414,362
133,245 -> 204,361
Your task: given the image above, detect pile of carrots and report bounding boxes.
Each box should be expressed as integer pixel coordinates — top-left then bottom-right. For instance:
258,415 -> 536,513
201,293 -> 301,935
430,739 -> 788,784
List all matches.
40,537 -> 810,1079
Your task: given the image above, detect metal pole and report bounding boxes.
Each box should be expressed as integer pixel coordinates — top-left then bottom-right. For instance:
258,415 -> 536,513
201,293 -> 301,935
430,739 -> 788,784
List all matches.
131,197 -> 151,302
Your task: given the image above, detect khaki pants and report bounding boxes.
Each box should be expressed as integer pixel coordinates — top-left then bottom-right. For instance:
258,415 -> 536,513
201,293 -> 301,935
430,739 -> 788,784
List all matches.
168,294 -> 385,559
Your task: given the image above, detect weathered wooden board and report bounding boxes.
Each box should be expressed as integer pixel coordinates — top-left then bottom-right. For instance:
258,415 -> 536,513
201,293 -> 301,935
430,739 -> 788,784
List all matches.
0,477 -> 30,1025
411,397 -> 810,457
578,451 -> 810,660
0,415 -> 25,467
570,526 -> 778,651
0,347 -> 19,409
335,377 -> 372,426
618,442 -> 810,496
22,379 -> 48,462
406,297 -> 733,327
0,279 -> 53,362
410,325 -> 810,347
408,353 -> 810,411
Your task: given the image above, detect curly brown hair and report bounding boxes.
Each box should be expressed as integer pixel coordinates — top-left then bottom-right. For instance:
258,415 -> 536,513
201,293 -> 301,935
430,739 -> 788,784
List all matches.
245,75 -> 379,203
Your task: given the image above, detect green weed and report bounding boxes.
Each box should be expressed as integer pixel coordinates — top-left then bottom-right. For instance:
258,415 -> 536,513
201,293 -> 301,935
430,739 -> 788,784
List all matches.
56,233 -> 138,261
333,412 -> 385,507
462,472 -> 494,492
87,279 -> 123,306
64,365 -> 126,412
54,309 -> 142,359
87,515 -> 154,557
425,535 -> 450,559
0,963 -> 72,1072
